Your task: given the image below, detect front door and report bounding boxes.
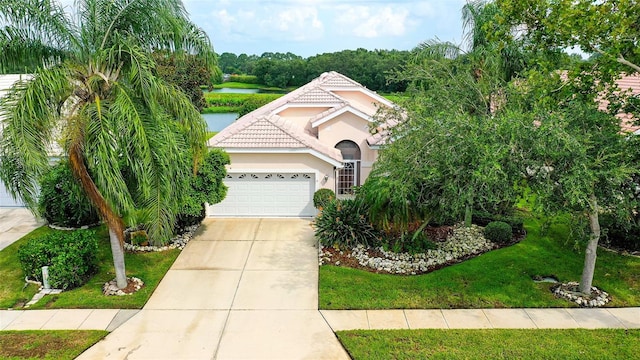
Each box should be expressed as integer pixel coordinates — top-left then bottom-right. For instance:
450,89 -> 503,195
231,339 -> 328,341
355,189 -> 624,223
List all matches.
337,160 -> 360,195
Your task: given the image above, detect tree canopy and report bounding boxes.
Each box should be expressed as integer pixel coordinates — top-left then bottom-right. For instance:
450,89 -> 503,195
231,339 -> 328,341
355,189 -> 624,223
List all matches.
0,0 -> 217,289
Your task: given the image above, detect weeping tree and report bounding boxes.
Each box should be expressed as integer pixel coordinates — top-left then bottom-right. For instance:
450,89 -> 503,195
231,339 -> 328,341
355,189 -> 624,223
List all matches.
0,0 -> 216,289
496,0 -> 640,295
366,0 -> 530,230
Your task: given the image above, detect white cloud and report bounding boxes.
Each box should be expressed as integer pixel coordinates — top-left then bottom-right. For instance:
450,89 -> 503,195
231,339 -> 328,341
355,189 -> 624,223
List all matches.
336,5 -> 409,38
273,7 -> 324,38
213,9 -> 236,30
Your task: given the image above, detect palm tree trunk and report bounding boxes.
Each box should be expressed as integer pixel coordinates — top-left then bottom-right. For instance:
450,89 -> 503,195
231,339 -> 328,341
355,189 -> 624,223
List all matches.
580,194 -> 600,295
68,145 -> 128,289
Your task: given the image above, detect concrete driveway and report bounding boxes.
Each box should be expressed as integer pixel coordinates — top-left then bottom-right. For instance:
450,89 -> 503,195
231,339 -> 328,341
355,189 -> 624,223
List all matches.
0,208 -> 44,251
77,218 -> 349,360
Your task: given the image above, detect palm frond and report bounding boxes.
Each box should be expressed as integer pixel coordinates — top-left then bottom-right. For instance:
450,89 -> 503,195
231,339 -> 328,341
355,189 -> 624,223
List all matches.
0,0 -> 74,72
0,66 -> 72,208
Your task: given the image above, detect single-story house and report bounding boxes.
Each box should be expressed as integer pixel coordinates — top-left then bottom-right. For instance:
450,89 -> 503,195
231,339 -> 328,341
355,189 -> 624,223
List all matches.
206,71 -> 395,217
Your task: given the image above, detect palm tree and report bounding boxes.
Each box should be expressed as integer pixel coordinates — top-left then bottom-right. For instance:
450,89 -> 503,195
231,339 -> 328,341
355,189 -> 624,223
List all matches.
0,0 -> 215,289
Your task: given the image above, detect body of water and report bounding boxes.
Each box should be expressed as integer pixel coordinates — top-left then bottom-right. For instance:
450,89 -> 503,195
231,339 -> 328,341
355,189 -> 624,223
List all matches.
208,88 -> 259,94
202,113 -> 238,132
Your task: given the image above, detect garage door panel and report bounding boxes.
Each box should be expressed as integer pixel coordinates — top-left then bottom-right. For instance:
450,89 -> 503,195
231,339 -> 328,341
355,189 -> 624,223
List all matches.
207,172 -> 316,217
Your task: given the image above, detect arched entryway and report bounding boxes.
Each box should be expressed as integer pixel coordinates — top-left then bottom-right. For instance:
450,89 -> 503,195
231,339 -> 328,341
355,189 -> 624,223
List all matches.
335,140 -> 361,195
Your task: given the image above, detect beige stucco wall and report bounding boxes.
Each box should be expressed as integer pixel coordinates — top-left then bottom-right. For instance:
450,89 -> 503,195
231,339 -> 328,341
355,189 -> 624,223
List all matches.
316,112 -> 378,185
225,152 -> 336,191
332,90 -> 382,115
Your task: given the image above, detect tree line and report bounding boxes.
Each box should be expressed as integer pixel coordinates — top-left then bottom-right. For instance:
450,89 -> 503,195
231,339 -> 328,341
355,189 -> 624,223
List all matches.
217,48 -> 411,93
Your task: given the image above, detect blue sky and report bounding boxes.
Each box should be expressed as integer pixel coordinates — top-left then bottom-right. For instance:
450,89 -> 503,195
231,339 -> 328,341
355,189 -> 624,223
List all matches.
184,0 -> 468,57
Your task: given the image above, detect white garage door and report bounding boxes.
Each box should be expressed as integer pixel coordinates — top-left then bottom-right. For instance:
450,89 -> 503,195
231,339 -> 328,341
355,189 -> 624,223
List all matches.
208,172 -> 316,217
0,181 -> 25,207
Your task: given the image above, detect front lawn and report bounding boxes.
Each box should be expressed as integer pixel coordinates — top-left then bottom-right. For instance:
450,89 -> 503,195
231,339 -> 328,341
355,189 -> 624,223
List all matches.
319,217 -> 640,309
0,330 -> 108,360
337,329 -> 640,360
0,225 -> 180,309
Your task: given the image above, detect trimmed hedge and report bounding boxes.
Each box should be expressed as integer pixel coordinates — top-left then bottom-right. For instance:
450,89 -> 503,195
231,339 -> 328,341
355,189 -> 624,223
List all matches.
313,189 -> 335,209
227,75 -> 259,84
473,210 -> 524,236
484,221 -> 513,244
18,230 -> 99,290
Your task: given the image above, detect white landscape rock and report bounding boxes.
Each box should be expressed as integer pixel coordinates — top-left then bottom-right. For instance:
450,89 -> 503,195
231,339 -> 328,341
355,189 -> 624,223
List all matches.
319,224 -> 495,275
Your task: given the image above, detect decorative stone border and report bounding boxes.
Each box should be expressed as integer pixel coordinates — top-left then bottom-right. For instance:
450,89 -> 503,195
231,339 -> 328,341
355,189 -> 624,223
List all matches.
319,224 -> 496,275
551,281 -> 611,307
123,224 -> 199,252
48,222 -> 101,231
102,277 -> 144,296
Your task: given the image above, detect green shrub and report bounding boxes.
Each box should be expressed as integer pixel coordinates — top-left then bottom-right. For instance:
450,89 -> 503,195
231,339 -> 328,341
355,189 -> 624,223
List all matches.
383,228 -> 437,254
17,230 -> 99,290
600,214 -> 640,252
473,210 -> 524,236
227,74 -> 259,84
37,160 -> 100,228
313,189 -> 335,209
484,221 -> 513,244
314,198 -> 381,248
175,149 -> 230,233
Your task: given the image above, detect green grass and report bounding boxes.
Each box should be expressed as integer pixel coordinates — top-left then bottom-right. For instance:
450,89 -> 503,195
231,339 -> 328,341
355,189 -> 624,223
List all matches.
201,106 -> 238,114
319,216 -> 640,309
337,329 -> 640,360
0,330 -> 108,360
0,225 -> 179,309
0,227 -> 48,308
379,93 -> 408,103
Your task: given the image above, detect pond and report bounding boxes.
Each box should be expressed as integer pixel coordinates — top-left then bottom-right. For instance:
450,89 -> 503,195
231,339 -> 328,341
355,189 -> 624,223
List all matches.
202,113 -> 238,132
207,88 -> 259,94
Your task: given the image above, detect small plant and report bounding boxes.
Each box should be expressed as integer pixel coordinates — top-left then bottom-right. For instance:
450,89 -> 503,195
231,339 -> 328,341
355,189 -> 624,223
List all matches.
313,188 -> 335,209
314,198 -> 381,248
129,230 -> 149,246
484,221 -> 513,244
37,160 -> 100,228
18,230 -> 99,290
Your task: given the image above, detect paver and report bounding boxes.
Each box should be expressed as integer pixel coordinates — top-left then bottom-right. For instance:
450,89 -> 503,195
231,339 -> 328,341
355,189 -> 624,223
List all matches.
144,270 -> 241,310
482,309 -> 537,329
404,309 -> 449,329
40,309 -> 92,330
525,308 -> 580,328
215,310 -> 350,360
441,309 -> 492,329
566,308 -> 627,329
367,310 -> 409,329
321,310 -> 369,331
171,240 -> 252,270
606,307 -> 640,328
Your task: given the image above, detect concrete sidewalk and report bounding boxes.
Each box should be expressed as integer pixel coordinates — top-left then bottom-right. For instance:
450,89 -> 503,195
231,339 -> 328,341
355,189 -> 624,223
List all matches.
4,307 -> 638,333
0,208 -> 44,251
321,307 -> 640,331
1,309 -> 138,331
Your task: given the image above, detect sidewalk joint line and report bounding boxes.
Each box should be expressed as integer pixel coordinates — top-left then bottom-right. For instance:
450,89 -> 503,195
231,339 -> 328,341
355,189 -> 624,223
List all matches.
212,219 -> 261,359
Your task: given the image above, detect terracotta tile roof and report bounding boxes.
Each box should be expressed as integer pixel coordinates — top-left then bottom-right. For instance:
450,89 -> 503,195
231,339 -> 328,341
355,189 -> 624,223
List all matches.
288,87 -> 346,105
317,72 -> 364,88
209,71 -> 392,164
613,74 -> 640,133
211,114 -> 343,162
